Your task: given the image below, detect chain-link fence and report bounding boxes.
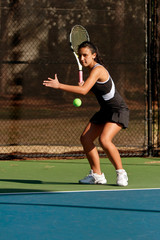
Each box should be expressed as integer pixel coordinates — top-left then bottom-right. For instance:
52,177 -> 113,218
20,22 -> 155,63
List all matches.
0,0 -> 159,158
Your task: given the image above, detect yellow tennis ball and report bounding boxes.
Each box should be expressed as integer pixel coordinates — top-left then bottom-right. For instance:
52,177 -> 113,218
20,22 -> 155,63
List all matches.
73,98 -> 82,107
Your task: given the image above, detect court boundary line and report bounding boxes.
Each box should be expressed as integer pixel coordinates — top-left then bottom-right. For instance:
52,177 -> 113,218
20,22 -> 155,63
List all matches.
0,188 -> 160,196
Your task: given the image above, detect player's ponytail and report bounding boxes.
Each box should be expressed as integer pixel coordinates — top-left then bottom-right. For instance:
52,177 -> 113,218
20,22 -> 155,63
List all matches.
78,41 -> 104,66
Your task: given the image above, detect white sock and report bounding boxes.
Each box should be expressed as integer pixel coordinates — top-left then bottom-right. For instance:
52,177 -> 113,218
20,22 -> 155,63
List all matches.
116,169 -> 126,174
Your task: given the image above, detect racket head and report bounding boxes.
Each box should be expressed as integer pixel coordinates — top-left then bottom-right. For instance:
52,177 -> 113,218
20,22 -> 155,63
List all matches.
70,25 -> 90,55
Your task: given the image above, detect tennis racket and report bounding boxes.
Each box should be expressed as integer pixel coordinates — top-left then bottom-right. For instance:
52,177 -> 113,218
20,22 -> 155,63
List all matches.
70,25 -> 90,83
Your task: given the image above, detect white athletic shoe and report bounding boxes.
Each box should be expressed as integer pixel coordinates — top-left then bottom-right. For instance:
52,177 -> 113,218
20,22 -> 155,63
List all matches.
116,169 -> 128,186
79,170 -> 107,184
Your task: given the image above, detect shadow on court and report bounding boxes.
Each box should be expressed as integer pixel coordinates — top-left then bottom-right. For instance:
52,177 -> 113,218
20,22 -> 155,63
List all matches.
0,200 -> 160,213
0,178 -> 117,186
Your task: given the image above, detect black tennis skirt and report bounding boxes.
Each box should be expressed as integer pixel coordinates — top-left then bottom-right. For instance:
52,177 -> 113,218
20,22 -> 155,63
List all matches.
90,108 -> 129,129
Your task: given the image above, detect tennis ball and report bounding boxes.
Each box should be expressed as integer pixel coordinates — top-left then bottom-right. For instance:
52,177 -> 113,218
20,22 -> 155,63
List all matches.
73,98 -> 82,107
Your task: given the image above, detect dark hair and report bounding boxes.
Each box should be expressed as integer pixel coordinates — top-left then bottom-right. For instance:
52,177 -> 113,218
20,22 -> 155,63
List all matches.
78,41 -> 104,65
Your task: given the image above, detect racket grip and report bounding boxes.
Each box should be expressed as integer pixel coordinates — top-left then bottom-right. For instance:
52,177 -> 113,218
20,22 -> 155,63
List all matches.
79,70 -> 83,83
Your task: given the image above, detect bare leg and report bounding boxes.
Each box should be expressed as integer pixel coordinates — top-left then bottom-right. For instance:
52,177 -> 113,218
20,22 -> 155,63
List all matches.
80,122 -> 104,175
99,122 -> 123,170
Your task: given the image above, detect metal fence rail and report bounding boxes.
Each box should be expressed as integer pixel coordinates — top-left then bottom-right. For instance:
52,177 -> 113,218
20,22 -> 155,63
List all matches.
0,0 -> 159,158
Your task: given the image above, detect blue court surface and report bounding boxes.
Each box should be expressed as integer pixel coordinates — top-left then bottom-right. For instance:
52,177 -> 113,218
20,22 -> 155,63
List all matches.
0,189 -> 160,240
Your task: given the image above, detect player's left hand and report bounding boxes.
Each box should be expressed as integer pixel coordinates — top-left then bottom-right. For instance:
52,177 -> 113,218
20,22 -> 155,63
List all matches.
43,74 -> 60,89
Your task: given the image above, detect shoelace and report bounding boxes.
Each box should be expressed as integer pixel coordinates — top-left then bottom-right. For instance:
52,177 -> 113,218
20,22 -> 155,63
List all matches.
83,174 -> 93,180
117,173 -> 128,181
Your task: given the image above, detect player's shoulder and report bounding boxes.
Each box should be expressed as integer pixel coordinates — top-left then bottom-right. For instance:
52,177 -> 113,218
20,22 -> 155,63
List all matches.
93,64 -> 108,75
92,64 -> 105,72
91,64 -> 109,80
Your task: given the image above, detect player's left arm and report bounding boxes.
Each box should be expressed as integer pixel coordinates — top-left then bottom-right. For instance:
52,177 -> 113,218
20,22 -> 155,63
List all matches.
43,67 -> 101,95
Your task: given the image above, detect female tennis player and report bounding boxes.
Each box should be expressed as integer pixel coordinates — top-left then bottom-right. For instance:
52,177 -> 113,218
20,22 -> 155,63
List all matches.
43,41 -> 129,186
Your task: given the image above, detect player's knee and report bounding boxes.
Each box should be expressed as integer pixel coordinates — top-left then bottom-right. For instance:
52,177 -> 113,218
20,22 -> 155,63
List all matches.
80,134 -> 86,146
80,133 -> 93,147
99,135 -> 110,150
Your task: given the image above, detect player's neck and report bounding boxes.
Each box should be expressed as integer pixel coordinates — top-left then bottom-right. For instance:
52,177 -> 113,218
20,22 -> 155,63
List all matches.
88,61 -> 98,70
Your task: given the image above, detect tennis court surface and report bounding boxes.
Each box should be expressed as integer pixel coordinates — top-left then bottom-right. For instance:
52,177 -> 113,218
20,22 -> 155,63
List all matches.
0,157 -> 160,239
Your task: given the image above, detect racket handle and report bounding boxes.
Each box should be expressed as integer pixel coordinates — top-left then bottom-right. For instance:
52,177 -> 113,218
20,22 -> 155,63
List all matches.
79,70 -> 83,83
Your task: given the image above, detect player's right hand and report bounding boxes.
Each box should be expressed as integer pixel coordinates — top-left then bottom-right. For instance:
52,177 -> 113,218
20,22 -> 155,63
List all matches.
78,80 -> 84,86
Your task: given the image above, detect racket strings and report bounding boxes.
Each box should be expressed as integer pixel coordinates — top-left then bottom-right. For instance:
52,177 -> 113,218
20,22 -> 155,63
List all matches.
70,26 -> 89,54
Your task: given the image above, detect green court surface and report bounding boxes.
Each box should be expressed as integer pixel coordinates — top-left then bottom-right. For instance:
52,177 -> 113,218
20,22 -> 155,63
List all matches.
0,157 -> 160,193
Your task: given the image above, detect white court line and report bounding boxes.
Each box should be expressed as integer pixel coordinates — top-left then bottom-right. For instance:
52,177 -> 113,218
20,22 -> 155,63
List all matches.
0,188 -> 160,196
